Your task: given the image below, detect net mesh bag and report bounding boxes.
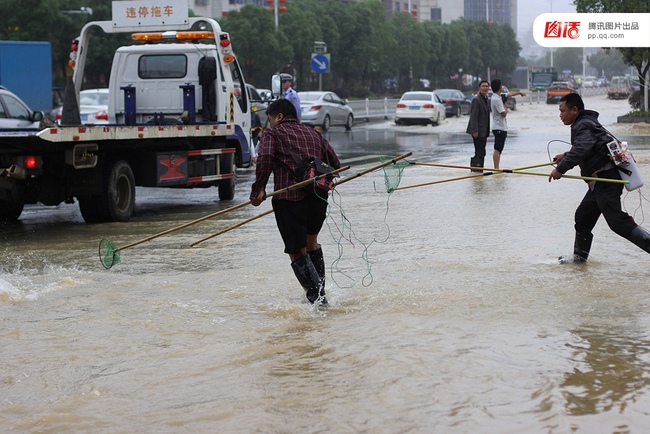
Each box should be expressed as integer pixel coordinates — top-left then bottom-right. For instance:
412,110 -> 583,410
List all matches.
99,238 -> 121,269
381,157 -> 409,193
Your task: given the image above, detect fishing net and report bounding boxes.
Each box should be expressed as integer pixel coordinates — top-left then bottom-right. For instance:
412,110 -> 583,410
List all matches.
381,157 -> 409,193
99,238 -> 120,269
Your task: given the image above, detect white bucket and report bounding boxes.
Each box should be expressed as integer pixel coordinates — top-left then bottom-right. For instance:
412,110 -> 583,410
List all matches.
607,140 -> 644,191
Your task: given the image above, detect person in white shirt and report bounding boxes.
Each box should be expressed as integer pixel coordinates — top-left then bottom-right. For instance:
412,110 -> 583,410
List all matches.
490,79 -> 525,169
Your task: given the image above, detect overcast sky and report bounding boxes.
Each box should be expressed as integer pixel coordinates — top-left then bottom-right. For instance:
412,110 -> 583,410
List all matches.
517,0 -> 577,38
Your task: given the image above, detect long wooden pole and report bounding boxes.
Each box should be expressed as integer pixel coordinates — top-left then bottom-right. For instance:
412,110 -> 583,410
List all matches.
111,165 -> 350,254
189,152 -> 414,246
335,152 -> 412,186
395,172 -> 495,191
190,209 -> 274,247
408,162 -> 629,185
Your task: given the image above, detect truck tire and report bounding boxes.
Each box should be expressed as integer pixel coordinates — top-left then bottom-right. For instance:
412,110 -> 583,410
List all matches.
78,160 -> 135,223
106,161 -> 136,222
0,199 -> 24,222
218,153 -> 235,201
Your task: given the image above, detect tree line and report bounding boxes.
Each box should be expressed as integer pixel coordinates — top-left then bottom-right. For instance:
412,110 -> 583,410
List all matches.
221,0 -> 521,97
0,0 -> 522,97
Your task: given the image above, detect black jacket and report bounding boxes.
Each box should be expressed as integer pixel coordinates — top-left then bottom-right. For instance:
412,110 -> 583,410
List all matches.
465,93 -> 490,138
556,109 -> 613,177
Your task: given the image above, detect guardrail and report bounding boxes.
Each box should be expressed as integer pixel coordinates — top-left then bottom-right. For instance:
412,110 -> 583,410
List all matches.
347,87 -> 610,124
348,98 -> 399,123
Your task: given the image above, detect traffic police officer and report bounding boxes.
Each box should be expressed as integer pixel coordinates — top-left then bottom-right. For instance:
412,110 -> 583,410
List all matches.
281,73 -> 301,122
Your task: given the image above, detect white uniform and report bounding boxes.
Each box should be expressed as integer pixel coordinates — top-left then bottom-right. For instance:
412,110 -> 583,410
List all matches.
283,87 -> 301,120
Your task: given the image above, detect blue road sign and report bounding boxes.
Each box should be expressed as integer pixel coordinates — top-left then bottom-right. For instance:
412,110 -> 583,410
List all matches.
311,53 -> 330,74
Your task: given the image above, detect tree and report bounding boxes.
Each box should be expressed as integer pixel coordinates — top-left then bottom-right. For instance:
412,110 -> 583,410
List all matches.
588,49 -> 627,78
219,5 -> 291,87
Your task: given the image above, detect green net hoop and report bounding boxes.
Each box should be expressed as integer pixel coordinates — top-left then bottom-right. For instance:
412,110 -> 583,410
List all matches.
99,238 -> 120,269
381,157 -> 409,193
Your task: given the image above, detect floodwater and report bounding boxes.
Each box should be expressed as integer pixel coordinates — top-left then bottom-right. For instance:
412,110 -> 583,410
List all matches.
2,95 -> 650,433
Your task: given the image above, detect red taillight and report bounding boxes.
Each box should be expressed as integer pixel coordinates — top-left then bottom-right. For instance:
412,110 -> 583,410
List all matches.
24,156 -> 37,169
447,99 -> 454,104
423,104 -> 434,109
396,103 -> 406,108
93,110 -> 109,121
308,105 -> 322,111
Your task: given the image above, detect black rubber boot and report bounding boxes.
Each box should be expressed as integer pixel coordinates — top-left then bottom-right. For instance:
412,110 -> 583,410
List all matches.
470,156 -> 484,173
307,247 -> 325,283
559,231 -> 593,263
291,254 -> 327,305
629,226 -> 650,253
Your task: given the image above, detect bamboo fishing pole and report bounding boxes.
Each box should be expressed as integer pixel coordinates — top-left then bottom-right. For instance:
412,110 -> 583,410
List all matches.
189,152 -> 414,247
335,152 -> 413,186
395,172 -> 495,191
511,170 -> 629,184
411,161 -> 555,173
397,161 -> 553,191
190,209 -> 274,247
98,165 -> 350,268
409,161 -> 629,185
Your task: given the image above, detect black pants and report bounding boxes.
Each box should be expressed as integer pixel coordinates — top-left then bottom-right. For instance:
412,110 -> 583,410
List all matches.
574,168 -> 637,239
472,136 -> 487,158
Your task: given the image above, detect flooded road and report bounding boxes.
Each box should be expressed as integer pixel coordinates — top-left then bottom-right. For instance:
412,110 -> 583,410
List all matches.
2,95 -> 650,433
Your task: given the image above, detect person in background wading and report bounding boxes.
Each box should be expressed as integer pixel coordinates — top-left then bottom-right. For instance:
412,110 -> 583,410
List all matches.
250,98 -> 341,305
548,93 -> 650,262
280,73 -> 301,122
489,79 -> 526,169
466,80 -> 490,172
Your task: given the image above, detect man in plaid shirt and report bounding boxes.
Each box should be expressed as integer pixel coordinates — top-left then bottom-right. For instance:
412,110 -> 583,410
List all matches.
250,98 -> 341,305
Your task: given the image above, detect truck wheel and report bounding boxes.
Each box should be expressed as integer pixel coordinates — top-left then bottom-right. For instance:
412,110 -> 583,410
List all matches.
78,195 -> 106,223
0,199 -> 24,221
80,161 -> 135,223
106,161 -> 136,222
219,153 -> 235,201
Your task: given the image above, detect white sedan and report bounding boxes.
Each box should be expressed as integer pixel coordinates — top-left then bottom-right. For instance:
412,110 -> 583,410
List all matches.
299,91 -> 354,131
395,91 -> 446,126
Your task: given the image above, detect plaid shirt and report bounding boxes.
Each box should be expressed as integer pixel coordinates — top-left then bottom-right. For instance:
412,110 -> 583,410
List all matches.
250,119 -> 341,202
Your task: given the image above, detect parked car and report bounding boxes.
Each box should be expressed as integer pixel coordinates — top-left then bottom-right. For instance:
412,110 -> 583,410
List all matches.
299,91 -> 354,131
546,82 -> 576,104
55,88 -> 109,124
395,91 -> 446,126
432,89 -> 470,117
0,85 -> 44,131
246,84 -> 269,129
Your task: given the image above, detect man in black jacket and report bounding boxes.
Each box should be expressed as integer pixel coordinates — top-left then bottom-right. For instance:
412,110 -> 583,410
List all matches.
465,80 -> 491,171
548,93 -> 650,262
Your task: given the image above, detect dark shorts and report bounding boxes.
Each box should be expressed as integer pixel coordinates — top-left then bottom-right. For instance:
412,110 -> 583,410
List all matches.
492,129 -> 507,153
272,195 -> 329,254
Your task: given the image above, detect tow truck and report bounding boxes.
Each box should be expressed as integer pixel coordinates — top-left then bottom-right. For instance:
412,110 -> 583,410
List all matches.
0,0 -> 254,222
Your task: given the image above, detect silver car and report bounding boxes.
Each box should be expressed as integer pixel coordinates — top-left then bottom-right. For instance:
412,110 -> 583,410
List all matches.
55,88 -> 109,125
0,86 -> 44,131
299,91 -> 354,131
395,91 -> 446,126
